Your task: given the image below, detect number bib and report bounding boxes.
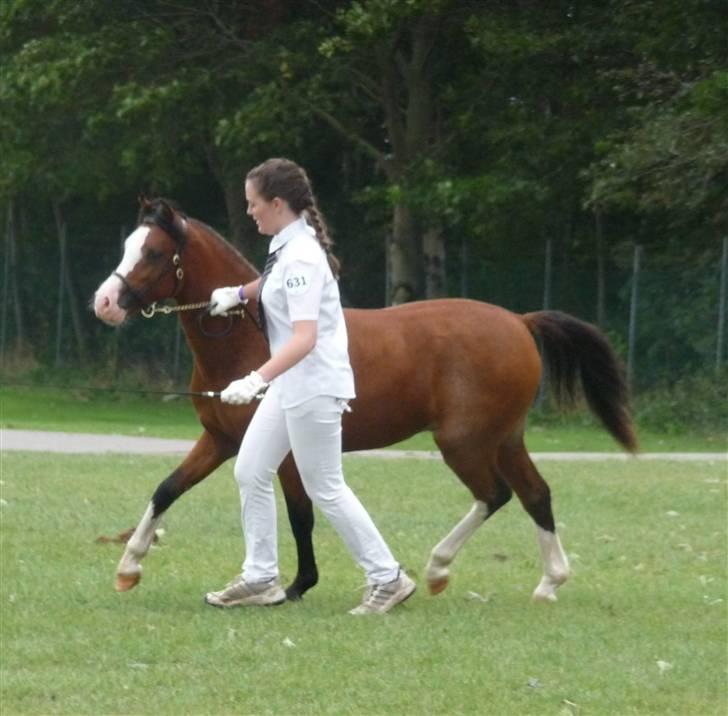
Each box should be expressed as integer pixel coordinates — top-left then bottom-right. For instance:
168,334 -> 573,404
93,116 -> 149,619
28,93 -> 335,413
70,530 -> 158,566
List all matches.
285,273 -> 311,296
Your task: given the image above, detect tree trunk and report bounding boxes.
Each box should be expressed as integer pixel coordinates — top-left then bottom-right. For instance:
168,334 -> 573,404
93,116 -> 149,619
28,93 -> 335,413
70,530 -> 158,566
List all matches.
4,198 -> 28,357
388,203 -> 420,304
204,143 -> 252,255
378,15 -> 439,304
305,14 -> 443,305
221,173 -> 253,255
423,225 -> 447,298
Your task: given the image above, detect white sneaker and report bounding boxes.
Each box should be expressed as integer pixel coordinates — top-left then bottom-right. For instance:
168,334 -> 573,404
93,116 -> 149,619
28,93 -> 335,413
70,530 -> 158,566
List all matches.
349,570 -> 416,615
205,575 -> 286,608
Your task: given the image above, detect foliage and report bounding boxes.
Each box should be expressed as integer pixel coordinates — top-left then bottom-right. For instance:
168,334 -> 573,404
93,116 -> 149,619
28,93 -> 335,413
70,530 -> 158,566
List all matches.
0,0 -> 726,386
634,371 -> 728,437
586,0 -> 728,235
588,70 -> 728,230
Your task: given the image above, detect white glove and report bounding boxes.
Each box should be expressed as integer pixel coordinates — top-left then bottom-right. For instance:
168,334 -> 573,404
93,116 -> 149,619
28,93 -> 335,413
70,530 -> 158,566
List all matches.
209,286 -> 243,316
220,371 -> 268,405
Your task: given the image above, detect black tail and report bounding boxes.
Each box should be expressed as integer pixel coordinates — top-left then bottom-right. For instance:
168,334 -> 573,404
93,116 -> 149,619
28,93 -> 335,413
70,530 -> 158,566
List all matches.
522,310 -> 638,453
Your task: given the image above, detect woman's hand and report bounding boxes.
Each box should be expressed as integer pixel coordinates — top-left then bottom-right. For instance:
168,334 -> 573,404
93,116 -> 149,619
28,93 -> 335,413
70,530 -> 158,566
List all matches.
210,278 -> 261,316
220,371 -> 268,404
209,286 -> 243,316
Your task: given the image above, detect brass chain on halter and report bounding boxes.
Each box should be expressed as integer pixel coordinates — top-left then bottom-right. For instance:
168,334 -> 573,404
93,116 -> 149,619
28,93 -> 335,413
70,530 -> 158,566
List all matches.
140,299 -> 258,339
140,300 -> 246,318
134,214 -> 259,333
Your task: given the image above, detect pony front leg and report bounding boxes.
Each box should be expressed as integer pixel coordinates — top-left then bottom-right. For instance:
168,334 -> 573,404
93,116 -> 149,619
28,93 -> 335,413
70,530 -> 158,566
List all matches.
116,502 -> 160,591
531,527 -> 570,602
426,501 -> 489,595
113,430 -> 236,592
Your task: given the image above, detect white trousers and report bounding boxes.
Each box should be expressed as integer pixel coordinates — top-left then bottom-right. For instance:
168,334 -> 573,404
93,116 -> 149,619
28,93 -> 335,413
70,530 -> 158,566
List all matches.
233,383 -> 399,585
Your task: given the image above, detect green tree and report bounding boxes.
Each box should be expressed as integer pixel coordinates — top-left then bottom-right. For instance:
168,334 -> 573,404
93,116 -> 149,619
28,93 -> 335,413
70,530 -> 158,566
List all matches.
311,0 -> 479,302
588,0 -> 728,236
585,0 -> 728,380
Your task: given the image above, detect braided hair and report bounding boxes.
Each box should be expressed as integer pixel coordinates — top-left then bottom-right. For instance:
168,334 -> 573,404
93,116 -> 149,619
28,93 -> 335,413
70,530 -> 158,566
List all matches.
246,158 -> 341,278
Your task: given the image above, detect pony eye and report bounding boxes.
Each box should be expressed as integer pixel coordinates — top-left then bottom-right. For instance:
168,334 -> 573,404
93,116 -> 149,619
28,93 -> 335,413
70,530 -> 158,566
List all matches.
146,248 -> 163,261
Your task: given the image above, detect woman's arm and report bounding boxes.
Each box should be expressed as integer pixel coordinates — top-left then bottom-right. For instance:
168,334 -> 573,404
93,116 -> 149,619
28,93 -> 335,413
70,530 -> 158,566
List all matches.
256,320 -> 317,383
242,277 -> 261,300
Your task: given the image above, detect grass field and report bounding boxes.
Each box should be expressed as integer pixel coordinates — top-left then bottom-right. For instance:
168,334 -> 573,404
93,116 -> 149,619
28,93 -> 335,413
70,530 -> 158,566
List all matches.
2,386 -> 726,452
1,451 -> 726,715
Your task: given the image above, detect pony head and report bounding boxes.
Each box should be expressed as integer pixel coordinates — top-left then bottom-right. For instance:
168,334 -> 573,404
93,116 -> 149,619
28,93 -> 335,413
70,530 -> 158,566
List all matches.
94,197 -> 187,325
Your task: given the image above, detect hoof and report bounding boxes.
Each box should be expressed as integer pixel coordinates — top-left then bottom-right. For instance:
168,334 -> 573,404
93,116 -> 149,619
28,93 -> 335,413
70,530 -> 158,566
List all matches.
531,574 -> 567,603
531,589 -> 558,603
285,574 -> 318,602
115,572 -> 141,592
428,576 -> 449,596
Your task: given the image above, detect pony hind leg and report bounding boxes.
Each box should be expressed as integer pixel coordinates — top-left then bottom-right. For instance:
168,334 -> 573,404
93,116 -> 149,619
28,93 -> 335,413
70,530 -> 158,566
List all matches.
278,454 -> 319,601
426,438 -> 513,595
497,442 -> 570,602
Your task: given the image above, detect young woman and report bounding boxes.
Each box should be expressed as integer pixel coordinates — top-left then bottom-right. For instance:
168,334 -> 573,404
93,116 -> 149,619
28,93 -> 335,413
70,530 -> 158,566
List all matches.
206,158 -> 415,615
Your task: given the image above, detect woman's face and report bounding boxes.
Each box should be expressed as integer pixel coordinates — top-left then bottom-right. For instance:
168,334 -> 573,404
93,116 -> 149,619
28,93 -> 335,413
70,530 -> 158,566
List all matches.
245,180 -> 282,236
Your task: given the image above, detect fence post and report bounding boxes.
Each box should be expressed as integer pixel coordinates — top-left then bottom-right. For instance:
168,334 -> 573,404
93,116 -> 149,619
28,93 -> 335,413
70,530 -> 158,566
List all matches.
543,237 -> 553,310
627,243 -> 642,387
460,233 -> 468,298
0,201 -> 11,369
54,206 -> 67,367
717,236 -> 727,375
110,226 -> 126,376
536,238 -> 553,407
384,233 -> 390,307
595,207 -> 606,327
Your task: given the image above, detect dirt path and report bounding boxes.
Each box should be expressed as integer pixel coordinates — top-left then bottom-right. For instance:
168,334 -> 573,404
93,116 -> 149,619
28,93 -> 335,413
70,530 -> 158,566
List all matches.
1,428 -> 725,461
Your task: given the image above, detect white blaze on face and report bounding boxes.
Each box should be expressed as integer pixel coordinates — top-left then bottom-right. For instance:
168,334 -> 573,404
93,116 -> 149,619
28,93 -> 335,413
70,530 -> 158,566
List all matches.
93,226 -> 150,326
116,225 -> 149,277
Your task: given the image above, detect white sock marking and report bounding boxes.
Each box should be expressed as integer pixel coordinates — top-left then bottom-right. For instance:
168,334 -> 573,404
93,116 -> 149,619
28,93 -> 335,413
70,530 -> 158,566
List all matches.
117,502 -> 160,578
427,501 -> 489,583
532,527 -> 570,602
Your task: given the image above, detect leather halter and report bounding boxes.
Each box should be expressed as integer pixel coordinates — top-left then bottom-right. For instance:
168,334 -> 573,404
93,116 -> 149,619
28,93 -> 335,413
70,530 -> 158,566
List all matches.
113,214 -> 186,310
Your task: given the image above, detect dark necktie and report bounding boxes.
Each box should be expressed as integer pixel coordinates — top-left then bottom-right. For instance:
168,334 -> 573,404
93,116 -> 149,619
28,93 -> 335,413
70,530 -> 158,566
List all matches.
257,249 -> 280,341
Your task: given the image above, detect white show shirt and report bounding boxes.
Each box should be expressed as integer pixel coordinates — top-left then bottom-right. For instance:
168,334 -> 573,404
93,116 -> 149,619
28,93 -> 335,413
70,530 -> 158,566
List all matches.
260,217 -> 355,409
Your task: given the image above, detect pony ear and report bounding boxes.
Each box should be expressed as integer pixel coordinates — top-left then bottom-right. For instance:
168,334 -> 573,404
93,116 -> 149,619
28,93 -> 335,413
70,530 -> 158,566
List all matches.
157,198 -> 175,221
138,193 -> 151,208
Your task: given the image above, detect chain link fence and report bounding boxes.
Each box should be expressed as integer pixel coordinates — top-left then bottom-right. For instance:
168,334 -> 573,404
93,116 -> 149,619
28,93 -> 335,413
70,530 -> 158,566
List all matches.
1,210 -> 726,395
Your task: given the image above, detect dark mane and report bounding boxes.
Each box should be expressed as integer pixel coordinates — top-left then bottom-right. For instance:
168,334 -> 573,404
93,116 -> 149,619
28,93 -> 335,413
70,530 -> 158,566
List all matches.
137,198 -> 258,276
190,218 -> 260,277
136,196 -> 185,226
136,196 -> 188,247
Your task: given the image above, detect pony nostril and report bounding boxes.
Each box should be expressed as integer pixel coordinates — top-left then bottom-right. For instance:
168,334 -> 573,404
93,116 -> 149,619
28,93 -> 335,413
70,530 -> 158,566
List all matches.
118,291 -> 134,311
